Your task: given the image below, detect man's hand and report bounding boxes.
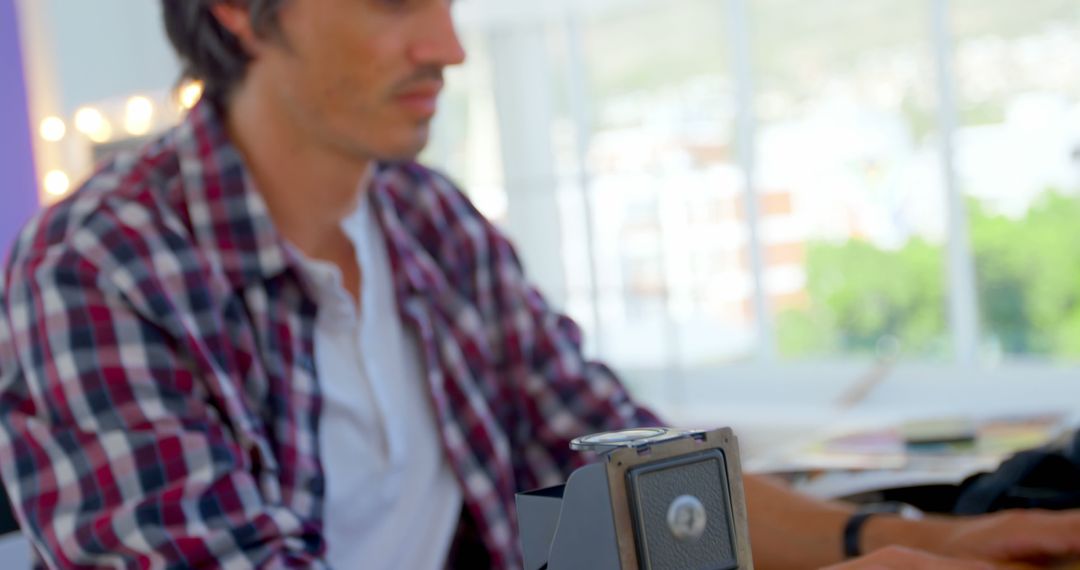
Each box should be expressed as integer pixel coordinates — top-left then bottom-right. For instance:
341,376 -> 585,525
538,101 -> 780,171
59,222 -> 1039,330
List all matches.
936,510 -> 1080,567
821,546 -> 995,570
743,475 -> 1080,569
867,509 -> 1080,568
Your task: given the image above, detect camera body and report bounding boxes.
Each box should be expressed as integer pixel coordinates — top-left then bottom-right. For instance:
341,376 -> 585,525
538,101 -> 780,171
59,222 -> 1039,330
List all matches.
516,427 -> 754,570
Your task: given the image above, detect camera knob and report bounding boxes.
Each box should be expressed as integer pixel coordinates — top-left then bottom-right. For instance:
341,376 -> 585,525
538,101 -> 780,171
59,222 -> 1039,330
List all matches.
667,494 -> 707,541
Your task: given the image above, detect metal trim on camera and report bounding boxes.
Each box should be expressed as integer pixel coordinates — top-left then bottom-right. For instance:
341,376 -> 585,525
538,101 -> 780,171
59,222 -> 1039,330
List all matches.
517,427 -> 755,570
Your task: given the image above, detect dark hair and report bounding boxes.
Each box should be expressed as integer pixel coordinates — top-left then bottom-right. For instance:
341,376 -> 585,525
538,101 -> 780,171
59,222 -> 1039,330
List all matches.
161,0 -> 288,100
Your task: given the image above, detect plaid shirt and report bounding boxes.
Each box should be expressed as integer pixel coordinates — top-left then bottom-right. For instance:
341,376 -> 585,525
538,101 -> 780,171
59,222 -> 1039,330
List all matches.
0,101 -> 659,569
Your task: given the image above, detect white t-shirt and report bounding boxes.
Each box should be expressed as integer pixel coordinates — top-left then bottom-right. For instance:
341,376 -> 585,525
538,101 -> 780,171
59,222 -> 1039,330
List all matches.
294,194 -> 463,569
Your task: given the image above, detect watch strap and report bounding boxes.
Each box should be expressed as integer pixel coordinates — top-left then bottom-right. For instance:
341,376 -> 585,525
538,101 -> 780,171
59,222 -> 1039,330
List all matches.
842,510 -> 877,559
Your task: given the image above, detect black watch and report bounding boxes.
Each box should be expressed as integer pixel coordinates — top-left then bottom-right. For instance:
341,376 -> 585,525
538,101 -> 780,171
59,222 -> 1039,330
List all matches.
842,502 -> 924,559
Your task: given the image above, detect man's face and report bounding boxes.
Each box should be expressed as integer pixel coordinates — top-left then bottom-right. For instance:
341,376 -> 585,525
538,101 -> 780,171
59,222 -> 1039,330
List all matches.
238,0 -> 465,161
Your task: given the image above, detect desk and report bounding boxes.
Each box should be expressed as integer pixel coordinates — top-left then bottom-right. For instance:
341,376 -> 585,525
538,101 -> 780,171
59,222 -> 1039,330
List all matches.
767,411 -> 1074,502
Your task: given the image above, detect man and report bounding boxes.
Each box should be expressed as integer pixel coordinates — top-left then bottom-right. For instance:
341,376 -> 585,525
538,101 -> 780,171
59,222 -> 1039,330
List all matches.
0,0 -> 1078,568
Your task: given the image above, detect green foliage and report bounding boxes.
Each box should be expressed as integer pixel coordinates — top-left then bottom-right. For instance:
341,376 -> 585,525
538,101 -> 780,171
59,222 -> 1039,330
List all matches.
971,192 -> 1080,357
779,191 -> 1080,360
778,238 -> 947,357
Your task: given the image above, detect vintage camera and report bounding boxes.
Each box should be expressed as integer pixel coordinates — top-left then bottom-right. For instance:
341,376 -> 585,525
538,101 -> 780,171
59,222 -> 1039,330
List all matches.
516,427 -> 754,570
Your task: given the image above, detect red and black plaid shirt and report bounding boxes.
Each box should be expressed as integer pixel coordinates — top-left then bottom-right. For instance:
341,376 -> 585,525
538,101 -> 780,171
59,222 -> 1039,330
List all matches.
0,100 -> 660,569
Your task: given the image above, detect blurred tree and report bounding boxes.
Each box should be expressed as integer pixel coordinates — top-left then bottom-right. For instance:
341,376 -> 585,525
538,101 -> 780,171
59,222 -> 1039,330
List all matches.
971,191 -> 1080,357
778,191 -> 1080,360
777,237 -> 946,357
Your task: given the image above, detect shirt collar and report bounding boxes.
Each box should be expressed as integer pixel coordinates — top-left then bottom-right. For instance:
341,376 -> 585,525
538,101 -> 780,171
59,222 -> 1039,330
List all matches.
174,99 -> 440,301
174,99 -> 293,289
368,169 -> 440,301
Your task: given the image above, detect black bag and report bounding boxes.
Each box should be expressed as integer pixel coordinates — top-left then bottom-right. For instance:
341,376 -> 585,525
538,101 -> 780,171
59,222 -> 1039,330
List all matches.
952,429 -> 1080,515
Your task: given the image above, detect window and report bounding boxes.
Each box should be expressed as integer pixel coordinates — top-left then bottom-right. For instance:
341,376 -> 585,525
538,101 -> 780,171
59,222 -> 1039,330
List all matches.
751,0 -> 951,361
14,0 -> 1080,413
951,0 -> 1080,361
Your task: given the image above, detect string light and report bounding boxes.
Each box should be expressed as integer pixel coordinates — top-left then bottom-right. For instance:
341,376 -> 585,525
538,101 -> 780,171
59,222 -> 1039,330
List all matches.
43,170 -> 71,197
74,107 -> 112,143
178,81 -> 203,110
124,96 -> 155,136
39,117 -> 66,142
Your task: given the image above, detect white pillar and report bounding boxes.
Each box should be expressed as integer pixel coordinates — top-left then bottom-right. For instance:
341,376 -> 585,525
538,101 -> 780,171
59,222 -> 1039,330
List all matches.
932,0 -> 980,365
486,23 -> 568,307
727,0 -> 774,361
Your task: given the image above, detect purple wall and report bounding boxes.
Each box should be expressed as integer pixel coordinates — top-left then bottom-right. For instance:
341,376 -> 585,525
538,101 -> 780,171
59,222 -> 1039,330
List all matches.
0,0 -> 38,262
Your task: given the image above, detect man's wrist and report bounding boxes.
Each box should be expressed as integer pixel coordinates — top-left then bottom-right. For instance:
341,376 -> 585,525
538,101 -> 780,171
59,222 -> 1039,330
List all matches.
860,509 -> 952,555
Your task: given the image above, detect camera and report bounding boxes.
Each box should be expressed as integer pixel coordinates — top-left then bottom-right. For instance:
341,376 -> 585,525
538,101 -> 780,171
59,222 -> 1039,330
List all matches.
516,427 -> 754,570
